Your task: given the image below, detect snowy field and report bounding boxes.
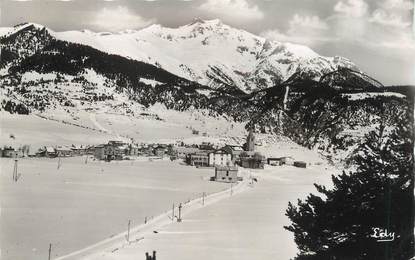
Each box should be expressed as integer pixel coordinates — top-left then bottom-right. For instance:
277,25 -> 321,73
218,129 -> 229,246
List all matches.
0,112 -> 120,151
72,164 -> 338,260
0,157 -> 229,260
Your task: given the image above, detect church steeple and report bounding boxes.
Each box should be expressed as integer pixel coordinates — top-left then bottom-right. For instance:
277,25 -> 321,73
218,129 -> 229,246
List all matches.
246,128 -> 255,152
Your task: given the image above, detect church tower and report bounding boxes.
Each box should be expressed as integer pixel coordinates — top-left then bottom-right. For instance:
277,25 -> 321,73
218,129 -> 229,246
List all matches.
246,128 -> 255,152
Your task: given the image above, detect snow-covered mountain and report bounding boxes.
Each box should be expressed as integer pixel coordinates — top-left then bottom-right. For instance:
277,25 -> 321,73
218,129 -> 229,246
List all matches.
32,19 -> 357,93
1,21 -> 409,166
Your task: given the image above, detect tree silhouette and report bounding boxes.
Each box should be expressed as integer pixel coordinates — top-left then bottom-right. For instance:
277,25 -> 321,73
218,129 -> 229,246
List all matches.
285,106 -> 414,260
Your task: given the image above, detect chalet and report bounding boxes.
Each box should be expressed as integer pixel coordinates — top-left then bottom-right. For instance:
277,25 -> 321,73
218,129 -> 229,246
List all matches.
281,156 -> 295,165
267,158 -> 284,166
199,142 -> 215,150
70,145 -> 87,156
56,146 -> 73,157
214,165 -> 238,183
186,152 -> 209,167
128,144 -> 141,156
153,146 -> 166,157
222,145 -> 244,162
173,147 -> 203,159
103,144 -> 124,161
2,147 -> 22,158
94,145 -> 105,160
94,141 -> 126,161
208,150 -> 232,166
37,147 -> 57,158
294,161 -> 307,168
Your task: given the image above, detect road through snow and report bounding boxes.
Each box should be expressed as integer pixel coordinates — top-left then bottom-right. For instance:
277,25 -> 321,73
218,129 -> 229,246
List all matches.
67,165 -> 336,260
56,170 -> 252,260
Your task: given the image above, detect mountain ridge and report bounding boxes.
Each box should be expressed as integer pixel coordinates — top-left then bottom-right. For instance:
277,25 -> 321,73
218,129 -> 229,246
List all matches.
3,20 -> 360,93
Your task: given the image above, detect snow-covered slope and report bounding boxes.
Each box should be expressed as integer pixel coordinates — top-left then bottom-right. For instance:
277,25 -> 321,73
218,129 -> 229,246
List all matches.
51,19 -> 357,93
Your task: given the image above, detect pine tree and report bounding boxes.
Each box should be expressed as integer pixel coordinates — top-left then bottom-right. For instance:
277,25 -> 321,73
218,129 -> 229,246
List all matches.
285,105 -> 414,260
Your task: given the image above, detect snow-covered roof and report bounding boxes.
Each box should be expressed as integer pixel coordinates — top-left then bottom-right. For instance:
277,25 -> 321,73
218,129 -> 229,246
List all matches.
46,147 -> 55,153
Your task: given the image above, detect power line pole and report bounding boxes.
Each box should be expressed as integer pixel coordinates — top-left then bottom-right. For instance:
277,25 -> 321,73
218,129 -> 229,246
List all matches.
177,203 -> 182,222
172,203 -> 175,221
57,157 -> 62,170
126,220 -> 131,242
48,243 -> 52,260
13,159 -> 18,182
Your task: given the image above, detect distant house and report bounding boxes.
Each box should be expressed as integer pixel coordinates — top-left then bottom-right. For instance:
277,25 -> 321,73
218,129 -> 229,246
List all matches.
94,145 -> 105,160
294,161 -> 307,168
281,156 -> 295,166
56,146 -> 73,157
187,152 -> 209,167
173,147 -> 204,159
71,145 -> 87,156
208,150 -> 232,167
240,151 -> 265,169
103,144 -> 124,161
153,146 -> 166,157
214,165 -> 238,183
2,147 -> 22,158
36,146 -> 57,158
199,142 -> 215,150
94,141 -> 125,161
222,145 -> 244,162
267,158 -> 284,166
128,144 -> 141,156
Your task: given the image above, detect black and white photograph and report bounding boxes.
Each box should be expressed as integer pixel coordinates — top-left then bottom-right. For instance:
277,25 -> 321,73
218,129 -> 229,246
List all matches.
0,0 -> 414,259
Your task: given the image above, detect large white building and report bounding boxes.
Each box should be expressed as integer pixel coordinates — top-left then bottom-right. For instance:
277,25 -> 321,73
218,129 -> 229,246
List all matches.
208,150 -> 232,166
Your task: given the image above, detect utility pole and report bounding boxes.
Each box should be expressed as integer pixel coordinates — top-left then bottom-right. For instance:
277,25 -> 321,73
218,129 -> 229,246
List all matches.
48,243 -> 52,260
85,155 -> 88,164
177,203 -> 182,222
172,203 -> 175,221
202,192 -> 205,206
126,220 -> 131,242
12,159 -> 18,182
57,157 -> 62,170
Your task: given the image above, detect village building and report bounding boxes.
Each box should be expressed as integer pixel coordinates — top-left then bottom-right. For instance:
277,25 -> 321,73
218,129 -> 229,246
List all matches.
214,165 -> 238,183
103,144 -> 124,161
56,146 -> 73,157
186,152 -> 209,167
267,156 -> 295,166
239,129 -> 265,169
36,146 -> 57,158
173,146 -> 204,159
267,157 -> 284,166
199,142 -> 215,150
94,141 -> 127,161
294,161 -> 307,168
1,147 -> 22,158
94,145 -> 105,160
208,150 -> 232,166
222,145 -> 244,162
153,145 -> 166,157
240,151 -> 265,169
70,145 -> 87,156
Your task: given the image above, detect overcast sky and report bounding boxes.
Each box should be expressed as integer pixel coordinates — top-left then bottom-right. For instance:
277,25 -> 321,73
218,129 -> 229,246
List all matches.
1,0 -> 414,85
